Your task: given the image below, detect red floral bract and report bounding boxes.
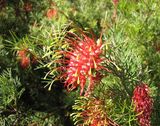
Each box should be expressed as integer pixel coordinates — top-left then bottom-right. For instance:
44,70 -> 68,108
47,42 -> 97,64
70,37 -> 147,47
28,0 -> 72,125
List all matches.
132,83 -> 153,126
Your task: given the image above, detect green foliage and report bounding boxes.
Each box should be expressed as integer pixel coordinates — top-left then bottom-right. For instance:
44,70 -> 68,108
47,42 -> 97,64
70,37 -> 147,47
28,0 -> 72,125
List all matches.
0,69 -> 24,109
0,0 -> 160,125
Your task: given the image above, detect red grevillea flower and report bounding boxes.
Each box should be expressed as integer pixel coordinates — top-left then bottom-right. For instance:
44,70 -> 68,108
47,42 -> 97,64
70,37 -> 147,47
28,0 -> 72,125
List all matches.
63,33 -> 108,95
17,49 -> 30,69
132,83 -> 153,126
46,9 -> 57,19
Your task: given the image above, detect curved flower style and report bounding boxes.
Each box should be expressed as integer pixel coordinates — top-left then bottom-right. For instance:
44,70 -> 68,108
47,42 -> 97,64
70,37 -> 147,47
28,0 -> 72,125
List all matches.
62,33 -> 109,95
132,83 -> 153,126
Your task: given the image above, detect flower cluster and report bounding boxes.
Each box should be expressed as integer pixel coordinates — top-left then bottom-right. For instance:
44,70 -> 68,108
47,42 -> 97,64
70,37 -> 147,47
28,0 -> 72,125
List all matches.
46,1 -> 58,19
63,33 -> 107,95
17,49 -> 37,69
46,9 -> 58,19
17,49 -> 30,69
132,83 -> 153,126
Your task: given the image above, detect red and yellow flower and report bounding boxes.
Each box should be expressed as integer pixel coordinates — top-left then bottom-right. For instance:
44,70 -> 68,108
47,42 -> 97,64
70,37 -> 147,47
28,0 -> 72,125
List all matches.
61,33 -> 110,95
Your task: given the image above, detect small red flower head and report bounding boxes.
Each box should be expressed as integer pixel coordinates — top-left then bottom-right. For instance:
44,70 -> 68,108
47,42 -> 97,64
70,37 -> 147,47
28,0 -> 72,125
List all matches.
46,9 -> 58,19
62,33 -> 109,95
132,83 -> 153,126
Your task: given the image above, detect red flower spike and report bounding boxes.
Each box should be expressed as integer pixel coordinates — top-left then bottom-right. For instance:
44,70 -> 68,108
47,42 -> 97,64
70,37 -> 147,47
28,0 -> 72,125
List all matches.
62,33 -> 108,95
132,83 -> 153,126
